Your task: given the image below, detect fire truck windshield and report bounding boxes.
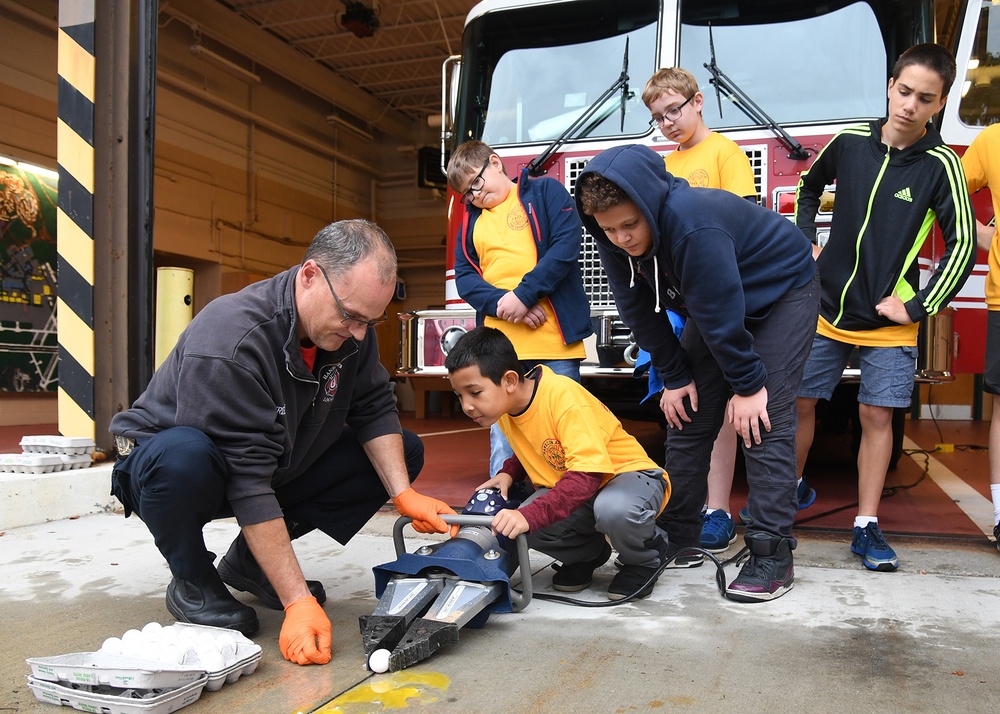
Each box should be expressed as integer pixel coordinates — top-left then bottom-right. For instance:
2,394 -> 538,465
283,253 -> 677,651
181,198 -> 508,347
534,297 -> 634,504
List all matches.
454,0 -> 930,148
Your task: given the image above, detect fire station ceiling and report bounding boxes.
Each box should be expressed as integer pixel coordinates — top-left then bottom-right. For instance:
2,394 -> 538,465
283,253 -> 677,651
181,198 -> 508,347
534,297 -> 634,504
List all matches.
213,0 -> 478,122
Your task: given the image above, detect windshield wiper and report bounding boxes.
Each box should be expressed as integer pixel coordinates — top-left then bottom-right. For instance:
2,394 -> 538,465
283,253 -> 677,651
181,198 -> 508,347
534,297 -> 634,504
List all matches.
528,39 -> 631,176
703,24 -> 811,161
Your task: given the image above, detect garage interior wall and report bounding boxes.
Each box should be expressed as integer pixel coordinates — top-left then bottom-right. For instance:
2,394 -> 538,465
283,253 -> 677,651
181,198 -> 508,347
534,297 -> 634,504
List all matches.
1,0 -> 450,426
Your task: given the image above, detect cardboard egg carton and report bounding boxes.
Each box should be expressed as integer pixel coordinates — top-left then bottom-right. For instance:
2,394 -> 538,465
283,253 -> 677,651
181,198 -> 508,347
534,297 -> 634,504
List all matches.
0,452 -> 92,474
0,453 -> 64,474
26,674 -> 207,714
25,623 -> 261,713
20,435 -> 96,455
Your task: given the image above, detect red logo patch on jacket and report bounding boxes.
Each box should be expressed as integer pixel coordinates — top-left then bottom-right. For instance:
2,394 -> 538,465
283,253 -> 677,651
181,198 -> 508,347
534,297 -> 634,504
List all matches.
322,363 -> 341,402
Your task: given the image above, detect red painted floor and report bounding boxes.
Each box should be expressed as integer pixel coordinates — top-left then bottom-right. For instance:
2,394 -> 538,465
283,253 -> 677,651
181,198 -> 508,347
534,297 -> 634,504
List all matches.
5,413 -> 991,539
405,411 -> 993,539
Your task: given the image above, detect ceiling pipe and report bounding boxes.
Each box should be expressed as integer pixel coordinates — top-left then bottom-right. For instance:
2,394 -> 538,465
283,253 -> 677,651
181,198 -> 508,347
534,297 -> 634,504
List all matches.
160,0 -> 417,142
157,69 -> 381,177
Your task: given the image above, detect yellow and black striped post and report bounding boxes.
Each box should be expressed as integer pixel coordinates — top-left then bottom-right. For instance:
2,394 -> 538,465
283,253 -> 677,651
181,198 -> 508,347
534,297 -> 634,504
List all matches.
57,1 -> 96,440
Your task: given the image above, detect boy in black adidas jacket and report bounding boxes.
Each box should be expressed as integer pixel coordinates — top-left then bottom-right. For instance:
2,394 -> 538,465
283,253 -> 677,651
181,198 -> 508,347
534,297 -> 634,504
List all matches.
794,44 -> 976,572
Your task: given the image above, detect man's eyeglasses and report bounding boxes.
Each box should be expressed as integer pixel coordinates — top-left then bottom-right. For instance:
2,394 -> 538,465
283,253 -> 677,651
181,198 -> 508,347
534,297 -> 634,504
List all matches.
460,156 -> 493,205
648,95 -> 695,127
316,264 -> 388,329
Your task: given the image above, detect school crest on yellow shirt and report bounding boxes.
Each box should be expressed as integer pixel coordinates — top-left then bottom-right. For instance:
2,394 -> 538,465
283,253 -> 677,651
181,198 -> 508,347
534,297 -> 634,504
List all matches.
507,204 -> 529,231
542,438 -> 567,471
686,168 -> 710,188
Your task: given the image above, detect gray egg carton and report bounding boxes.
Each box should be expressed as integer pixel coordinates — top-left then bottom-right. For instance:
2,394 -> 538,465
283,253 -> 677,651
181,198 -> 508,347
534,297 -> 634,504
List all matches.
26,674 -> 207,714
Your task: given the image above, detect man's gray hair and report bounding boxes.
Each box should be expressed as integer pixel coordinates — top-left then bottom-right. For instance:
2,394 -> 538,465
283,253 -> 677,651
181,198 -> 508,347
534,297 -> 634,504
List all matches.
303,219 -> 397,283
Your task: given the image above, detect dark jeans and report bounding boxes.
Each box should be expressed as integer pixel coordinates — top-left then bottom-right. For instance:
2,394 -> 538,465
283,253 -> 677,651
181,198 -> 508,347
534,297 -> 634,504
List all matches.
111,426 -> 424,580
661,273 -> 819,548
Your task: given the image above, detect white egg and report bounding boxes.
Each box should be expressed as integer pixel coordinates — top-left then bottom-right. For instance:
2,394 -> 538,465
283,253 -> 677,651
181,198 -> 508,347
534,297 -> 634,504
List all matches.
197,648 -> 225,672
158,627 -> 179,647
121,629 -> 143,645
141,621 -> 163,636
137,643 -> 161,662
100,637 -> 123,655
159,644 -> 184,665
175,626 -> 197,643
368,648 -> 390,673
195,632 -> 219,652
121,639 -> 143,658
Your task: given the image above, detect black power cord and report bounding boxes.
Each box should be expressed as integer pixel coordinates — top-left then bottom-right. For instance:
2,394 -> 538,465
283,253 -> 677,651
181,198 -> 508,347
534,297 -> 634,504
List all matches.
518,546 -> 751,607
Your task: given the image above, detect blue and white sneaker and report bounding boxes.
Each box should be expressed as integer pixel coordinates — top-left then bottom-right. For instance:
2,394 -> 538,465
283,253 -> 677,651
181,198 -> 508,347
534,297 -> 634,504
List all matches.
740,477 -> 817,525
851,522 -> 898,571
699,509 -> 737,553
796,477 -> 817,509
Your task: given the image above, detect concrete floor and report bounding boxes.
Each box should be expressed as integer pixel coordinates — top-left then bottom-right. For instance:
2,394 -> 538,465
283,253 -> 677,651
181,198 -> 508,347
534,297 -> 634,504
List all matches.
4,508 -> 1000,714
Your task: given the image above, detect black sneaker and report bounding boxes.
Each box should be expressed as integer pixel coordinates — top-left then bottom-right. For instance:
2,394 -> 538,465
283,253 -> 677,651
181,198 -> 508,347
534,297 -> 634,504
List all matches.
994,524 -> 1000,554
551,541 -> 613,592
607,564 -> 660,601
614,540 -> 703,570
662,542 -> 704,568
725,532 -> 794,603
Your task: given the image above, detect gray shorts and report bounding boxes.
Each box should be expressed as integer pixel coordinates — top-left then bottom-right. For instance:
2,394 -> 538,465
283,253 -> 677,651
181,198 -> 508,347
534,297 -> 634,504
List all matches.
798,333 -> 917,408
984,311 -> 1000,395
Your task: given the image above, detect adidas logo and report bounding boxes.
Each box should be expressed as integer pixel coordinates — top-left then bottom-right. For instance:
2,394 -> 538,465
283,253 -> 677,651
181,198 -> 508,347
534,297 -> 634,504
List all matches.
894,187 -> 913,202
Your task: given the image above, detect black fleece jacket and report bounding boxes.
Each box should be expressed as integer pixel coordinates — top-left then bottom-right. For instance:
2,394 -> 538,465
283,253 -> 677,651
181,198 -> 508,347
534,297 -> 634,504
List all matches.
796,118 -> 975,331
110,267 -> 401,527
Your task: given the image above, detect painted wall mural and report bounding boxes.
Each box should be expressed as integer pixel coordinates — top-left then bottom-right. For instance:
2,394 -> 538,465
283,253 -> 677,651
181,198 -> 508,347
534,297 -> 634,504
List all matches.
0,163 -> 58,392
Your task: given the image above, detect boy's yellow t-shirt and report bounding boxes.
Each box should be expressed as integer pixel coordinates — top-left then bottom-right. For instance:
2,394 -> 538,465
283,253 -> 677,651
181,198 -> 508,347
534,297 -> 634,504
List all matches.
963,123 -> 1000,310
816,315 -> 919,348
499,366 -> 667,498
474,188 -> 585,360
664,131 -> 757,198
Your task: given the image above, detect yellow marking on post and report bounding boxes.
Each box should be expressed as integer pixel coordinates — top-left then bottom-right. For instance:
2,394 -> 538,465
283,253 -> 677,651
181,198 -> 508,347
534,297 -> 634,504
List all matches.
56,297 -> 95,374
58,388 -> 96,440
57,29 -> 95,102
57,119 -> 94,194
57,209 -> 94,283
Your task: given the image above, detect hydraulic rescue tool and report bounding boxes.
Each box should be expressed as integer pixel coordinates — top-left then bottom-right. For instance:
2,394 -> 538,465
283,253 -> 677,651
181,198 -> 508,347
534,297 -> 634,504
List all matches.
360,488 -> 531,672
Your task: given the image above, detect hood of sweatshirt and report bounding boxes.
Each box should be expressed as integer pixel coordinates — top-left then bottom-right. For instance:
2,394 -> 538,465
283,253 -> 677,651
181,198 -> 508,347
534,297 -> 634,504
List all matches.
576,144 -> 679,261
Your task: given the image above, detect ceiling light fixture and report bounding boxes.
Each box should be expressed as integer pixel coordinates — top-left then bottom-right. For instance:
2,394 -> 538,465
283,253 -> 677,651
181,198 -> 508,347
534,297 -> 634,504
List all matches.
190,43 -> 261,84
326,112 -> 374,141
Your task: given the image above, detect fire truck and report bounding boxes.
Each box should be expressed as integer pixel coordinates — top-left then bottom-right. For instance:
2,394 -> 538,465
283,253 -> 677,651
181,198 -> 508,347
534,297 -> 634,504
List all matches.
399,0 -> 999,426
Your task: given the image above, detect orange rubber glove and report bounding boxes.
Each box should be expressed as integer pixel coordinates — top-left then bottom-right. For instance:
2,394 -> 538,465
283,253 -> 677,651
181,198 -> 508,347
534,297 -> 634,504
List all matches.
393,487 -> 459,536
279,595 -> 332,665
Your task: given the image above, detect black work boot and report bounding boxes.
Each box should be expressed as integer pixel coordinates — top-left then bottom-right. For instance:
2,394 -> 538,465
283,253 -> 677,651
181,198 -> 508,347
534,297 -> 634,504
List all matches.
217,531 -> 327,610
725,532 -> 794,603
165,569 -> 259,635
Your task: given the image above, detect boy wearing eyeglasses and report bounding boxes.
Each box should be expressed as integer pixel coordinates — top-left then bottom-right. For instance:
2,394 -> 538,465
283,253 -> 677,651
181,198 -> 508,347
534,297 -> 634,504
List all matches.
447,140 -> 593,479
643,67 -> 756,201
644,68 -> 784,557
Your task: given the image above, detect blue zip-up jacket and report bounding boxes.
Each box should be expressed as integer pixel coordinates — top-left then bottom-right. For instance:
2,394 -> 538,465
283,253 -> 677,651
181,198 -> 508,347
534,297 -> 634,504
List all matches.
110,267 -> 401,527
454,166 -> 593,345
576,144 -> 815,396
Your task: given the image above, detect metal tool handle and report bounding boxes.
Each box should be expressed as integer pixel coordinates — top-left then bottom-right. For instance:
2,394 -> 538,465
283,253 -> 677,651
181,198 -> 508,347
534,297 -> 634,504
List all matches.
391,516 -> 533,611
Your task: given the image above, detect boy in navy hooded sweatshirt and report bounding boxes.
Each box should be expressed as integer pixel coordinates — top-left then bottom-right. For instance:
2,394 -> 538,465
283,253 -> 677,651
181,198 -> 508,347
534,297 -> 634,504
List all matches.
575,144 -> 818,601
